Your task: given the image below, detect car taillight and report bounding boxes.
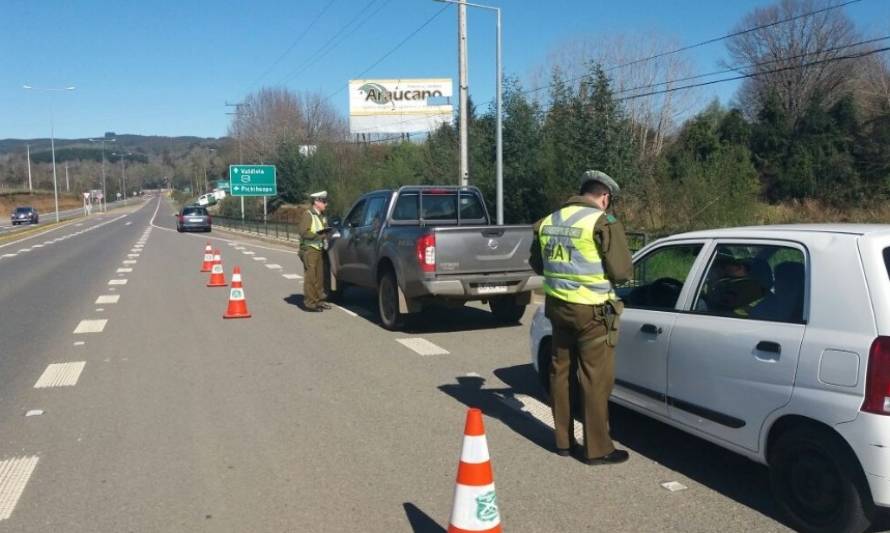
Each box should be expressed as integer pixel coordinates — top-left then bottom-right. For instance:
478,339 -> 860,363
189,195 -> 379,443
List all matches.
862,336 -> 890,415
416,233 -> 436,273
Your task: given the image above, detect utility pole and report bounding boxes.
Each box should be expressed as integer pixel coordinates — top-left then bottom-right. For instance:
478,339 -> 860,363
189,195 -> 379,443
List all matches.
226,101 -> 249,220
26,144 -> 32,193
89,137 -> 116,212
458,1 -> 469,187
65,162 -> 70,192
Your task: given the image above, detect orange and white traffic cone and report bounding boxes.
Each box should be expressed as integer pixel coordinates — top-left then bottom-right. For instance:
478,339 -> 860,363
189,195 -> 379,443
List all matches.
200,242 -> 213,272
223,266 -> 251,319
206,249 -> 228,287
448,408 -> 502,533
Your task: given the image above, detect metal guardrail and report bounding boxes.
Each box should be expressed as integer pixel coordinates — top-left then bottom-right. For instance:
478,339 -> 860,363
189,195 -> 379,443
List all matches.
212,215 -> 301,243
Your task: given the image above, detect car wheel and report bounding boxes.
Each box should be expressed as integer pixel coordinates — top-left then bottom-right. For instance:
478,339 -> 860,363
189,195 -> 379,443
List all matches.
377,270 -> 403,331
769,425 -> 875,533
489,295 -> 526,323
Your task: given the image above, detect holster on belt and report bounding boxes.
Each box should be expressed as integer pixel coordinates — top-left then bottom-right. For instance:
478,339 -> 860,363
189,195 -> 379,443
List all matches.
603,300 -> 624,347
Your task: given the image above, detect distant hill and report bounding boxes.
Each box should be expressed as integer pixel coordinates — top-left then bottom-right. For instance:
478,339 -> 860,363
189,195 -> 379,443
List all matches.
0,134 -> 223,159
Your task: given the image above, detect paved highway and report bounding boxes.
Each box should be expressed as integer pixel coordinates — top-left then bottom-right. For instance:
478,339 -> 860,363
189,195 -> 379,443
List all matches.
0,194 -> 806,531
0,200 -> 134,236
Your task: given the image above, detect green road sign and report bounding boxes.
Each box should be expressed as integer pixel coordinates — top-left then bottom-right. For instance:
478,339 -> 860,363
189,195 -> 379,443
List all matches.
229,165 -> 277,196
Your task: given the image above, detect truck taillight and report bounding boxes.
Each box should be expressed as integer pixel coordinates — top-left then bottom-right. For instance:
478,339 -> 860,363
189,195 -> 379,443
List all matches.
862,336 -> 890,415
416,234 -> 436,273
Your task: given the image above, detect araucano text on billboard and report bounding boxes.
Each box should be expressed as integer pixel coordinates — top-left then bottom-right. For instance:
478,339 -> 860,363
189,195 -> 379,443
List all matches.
348,78 -> 453,135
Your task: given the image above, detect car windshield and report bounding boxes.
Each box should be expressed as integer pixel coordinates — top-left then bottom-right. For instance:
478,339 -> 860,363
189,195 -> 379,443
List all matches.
15,207 -> 31,213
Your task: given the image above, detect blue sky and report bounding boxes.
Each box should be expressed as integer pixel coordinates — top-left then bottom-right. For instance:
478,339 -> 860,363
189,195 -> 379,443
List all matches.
1,0 -> 888,140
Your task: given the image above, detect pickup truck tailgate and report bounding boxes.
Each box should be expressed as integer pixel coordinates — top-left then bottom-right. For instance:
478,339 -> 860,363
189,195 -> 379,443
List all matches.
433,225 -> 535,275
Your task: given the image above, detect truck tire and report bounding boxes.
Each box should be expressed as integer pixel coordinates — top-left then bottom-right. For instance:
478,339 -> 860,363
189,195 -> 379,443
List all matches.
769,424 -> 874,533
378,270 -> 403,331
489,295 -> 526,323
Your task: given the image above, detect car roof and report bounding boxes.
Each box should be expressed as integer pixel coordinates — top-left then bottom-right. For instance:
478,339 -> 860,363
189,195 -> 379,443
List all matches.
664,223 -> 890,241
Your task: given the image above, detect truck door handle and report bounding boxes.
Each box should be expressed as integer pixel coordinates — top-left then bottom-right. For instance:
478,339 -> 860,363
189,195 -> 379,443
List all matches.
756,341 -> 781,354
641,324 -> 662,335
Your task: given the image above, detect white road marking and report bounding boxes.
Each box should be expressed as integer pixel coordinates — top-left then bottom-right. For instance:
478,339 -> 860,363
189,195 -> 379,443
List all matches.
123,260 -> 137,264
1,254 -> 16,258
34,362 -> 86,388
0,455 -> 39,521
243,251 -> 255,255
95,308 -> 104,312
129,249 -> 140,253
127,254 -> 139,258
125,222 -> 132,225
25,410 -> 43,417
396,338 -> 450,356
496,392 -> 584,444
18,249 -> 30,253
108,279 -> 127,285
253,257 -> 267,261
282,273 -> 302,280
265,263 -> 282,269
73,319 -> 107,334
30,244 -> 43,248
75,223 -> 83,226
116,268 -> 133,273
661,481 -> 688,492
73,341 -> 85,346
332,304 -> 358,317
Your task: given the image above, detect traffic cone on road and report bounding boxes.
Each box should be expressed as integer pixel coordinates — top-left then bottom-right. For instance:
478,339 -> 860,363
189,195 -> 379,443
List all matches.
223,266 -> 251,319
206,250 -> 228,287
448,408 -> 502,533
200,242 -> 213,272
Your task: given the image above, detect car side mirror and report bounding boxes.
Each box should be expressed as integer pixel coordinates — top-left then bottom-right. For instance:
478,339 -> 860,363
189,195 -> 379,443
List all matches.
329,216 -> 342,228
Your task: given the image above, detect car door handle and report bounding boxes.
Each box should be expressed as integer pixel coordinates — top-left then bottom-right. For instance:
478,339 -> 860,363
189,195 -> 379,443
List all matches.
756,341 -> 781,354
641,324 -> 662,335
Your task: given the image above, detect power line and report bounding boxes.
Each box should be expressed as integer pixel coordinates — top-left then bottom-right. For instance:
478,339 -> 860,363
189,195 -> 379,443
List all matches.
277,0 -> 381,85
613,35 -> 890,97
530,0 -> 865,94
246,0 -> 338,91
325,4 -> 452,101
615,45 -> 890,102
279,0 -> 394,86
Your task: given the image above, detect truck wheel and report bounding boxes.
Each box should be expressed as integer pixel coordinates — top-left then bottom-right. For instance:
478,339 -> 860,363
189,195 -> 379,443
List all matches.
378,271 -> 403,330
769,425 -> 874,533
489,295 -> 526,323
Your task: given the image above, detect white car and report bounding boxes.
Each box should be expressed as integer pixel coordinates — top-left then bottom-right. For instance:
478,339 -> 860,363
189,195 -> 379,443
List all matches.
529,224 -> 890,533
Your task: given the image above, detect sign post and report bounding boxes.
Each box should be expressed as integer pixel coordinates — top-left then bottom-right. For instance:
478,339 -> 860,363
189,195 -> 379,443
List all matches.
229,165 -> 277,222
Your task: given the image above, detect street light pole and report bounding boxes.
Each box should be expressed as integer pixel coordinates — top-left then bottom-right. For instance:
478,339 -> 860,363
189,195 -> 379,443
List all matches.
435,0 -> 503,223
26,144 -> 32,193
23,84 -> 76,223
89,137 -> 116,212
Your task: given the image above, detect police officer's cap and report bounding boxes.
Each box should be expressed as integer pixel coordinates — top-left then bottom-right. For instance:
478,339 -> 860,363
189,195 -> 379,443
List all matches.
309,190 -> 328,201
580,170 -> 620,196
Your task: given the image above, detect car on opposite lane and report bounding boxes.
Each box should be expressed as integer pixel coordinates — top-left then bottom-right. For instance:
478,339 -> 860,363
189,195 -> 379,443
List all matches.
176,205 -> 211,232
530,224 -> 890,533
10,206 -> 38,225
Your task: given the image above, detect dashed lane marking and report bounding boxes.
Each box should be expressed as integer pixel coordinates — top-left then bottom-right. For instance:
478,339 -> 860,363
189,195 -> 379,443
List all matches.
253,257 -> 267,261
30,244 -> 43,248
1,254 -> 16,258
17,249 -> 30,253
126,222 -> 132,225
496,392 -> 584,444
127,254 -> 139,258
265,264 -> 282,269
34,362 -> 86,388
123,260 -> 137,264
96,308 -> 105,312
73,341 -> 85,346
73,319 -> 107,334
117,268 -> 133,273
282,274 -> 302,280
75,223 -> 83,227
108,279 -> 127,285
95,295 -> 120,304
0,455 -> 39,521
395,338 -> 450,356
243,251 -> 255,255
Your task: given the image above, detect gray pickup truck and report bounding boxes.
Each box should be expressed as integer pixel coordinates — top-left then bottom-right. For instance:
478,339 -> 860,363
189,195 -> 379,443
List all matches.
328,186 -> 542,330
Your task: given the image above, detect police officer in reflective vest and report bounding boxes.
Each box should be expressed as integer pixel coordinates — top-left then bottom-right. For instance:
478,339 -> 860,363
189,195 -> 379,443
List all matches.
530,170 -> 633,465
298,191 -> 330,312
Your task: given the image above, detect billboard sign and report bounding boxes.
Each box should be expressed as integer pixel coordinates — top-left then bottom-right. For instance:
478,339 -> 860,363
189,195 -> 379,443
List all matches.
349,78 -> 452,135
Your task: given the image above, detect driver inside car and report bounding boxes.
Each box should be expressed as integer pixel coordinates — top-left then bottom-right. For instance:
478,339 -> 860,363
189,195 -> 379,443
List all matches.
702,256 -> 768,317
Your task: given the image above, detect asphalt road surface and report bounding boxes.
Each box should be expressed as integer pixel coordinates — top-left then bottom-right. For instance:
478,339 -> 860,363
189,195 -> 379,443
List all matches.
0,194 -> 857,532
0,200 -> 132,236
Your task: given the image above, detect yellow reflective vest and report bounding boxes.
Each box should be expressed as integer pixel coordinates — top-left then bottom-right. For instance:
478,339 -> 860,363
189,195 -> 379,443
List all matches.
539,205 -> 615,305
303,210 -> 326,251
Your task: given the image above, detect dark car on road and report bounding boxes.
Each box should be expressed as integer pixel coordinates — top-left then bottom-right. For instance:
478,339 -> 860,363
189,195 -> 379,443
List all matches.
176,205 -> 211,232
11,206 -> 38,225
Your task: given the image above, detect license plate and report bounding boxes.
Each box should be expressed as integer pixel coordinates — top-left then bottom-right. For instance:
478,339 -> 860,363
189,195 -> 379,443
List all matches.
477,283 -> 508,295
188,217 -> 203,222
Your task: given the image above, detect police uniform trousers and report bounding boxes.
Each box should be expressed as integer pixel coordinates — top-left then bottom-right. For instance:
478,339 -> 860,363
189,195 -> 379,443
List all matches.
300,247 -> 325,309
546,296 -> 615,459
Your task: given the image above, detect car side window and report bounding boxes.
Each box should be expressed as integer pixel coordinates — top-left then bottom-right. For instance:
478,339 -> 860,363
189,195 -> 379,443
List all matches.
392,194 -> 418,221
345,199 -> 367,227
693,244 -> 806,323
619,244 -> 703,310
362,197 -> 387,227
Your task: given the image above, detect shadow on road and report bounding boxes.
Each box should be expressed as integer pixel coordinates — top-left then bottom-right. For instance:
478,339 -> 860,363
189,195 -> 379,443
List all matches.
334,287 -> 526,334
403,503 -> 446,533
440,363 -> 790,527
283,293 -> 314,311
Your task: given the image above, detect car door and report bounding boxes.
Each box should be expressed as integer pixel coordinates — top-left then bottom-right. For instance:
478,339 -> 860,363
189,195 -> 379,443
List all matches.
666,241 -> 808,452
353,195 -> 388,286
612,241 -> 708,418
331,198 -> 367,284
